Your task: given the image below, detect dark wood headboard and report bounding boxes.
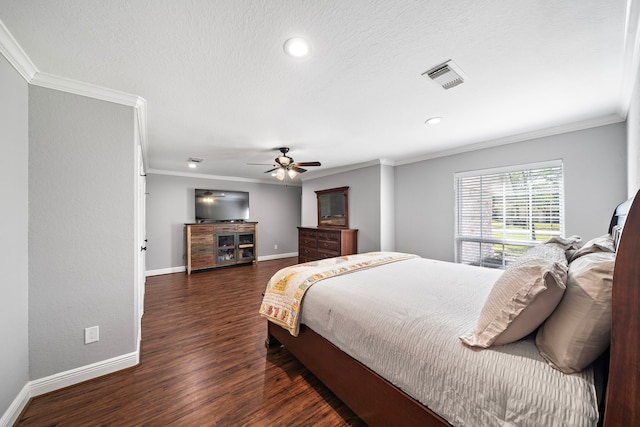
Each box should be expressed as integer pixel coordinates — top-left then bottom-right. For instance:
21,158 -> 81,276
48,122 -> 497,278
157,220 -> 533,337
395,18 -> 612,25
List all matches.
608,196 -> 633,234
604,189 -> 639,426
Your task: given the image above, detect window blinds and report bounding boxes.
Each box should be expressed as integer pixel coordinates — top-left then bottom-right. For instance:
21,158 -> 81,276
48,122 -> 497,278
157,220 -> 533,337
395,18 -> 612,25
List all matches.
455,161 -> 564,268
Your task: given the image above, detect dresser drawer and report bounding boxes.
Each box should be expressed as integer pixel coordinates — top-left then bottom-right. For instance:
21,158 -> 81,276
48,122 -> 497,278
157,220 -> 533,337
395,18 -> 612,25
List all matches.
299,246 -> 318,258
236,224 -> 255,232
298,255 -> 315,264
300,229 -> 317,239
317,239 -> 339,252
299,236 -> 317,247
317,231 -> 340,241
317,250 -> 339,259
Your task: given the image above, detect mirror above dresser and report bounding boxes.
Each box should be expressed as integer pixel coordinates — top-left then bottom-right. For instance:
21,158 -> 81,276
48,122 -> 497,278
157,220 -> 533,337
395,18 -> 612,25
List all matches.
316,186 -> 349,228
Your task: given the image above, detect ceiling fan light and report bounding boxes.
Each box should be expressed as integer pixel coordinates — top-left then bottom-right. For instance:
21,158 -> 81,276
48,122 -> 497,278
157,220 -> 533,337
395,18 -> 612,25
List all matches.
277,155 -> 291,166
276,168 -> 286,180
287,169 -> 298,179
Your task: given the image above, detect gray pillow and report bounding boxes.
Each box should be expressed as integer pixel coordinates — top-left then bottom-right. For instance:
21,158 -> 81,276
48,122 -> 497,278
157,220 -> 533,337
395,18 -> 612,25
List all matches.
536,251 -> 615,373
461,240 -> 569,348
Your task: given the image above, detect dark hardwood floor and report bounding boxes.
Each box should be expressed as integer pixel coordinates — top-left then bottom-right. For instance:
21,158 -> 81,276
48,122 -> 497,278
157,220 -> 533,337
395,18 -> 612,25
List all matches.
16,258 -> 367,426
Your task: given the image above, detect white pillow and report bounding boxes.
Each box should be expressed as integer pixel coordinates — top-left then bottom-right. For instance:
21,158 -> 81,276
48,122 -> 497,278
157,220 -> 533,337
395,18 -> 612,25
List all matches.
460,241 -> 569,348
536,251 -> 615,373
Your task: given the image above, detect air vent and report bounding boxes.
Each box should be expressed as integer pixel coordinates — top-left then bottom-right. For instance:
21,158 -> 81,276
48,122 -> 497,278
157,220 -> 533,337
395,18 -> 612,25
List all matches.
189,157 -> 204,163
423,60 -> 468,90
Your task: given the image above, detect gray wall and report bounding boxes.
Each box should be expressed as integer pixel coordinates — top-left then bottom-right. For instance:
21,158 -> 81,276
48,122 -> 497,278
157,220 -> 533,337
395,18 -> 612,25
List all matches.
302,164 -> 385,253
29,87 -> 137,379
380,164 -> 395,251
0,54 -> 29,418
395,123 -> 628,262
145,173 -> 302,272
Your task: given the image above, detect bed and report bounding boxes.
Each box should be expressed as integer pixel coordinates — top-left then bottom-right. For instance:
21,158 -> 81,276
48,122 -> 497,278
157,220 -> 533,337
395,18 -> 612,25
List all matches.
260,190 -> 639,426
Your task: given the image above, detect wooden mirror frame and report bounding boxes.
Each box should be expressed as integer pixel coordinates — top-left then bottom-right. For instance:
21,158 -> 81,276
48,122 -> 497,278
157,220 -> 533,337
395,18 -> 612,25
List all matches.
316,186 -> 349,228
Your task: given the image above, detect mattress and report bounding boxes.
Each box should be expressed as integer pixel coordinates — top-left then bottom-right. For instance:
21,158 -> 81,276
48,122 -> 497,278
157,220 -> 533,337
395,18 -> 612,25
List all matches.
300,257 -> 599,426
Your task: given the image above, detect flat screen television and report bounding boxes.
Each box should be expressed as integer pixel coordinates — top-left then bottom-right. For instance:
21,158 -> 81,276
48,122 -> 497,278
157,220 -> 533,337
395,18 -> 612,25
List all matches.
195,189 -> 250,223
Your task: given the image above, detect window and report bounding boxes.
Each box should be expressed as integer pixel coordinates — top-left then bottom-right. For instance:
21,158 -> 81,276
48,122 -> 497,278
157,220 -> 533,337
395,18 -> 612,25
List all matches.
455,161 -> 564,268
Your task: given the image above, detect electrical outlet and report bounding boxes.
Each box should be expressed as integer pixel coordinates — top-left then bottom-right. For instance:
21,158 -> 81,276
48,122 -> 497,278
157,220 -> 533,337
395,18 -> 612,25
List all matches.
274,244 -> 278,250
85,326 -> 99,344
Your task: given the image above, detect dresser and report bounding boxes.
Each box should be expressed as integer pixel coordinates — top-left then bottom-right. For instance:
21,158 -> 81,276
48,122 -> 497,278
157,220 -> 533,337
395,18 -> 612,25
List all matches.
297,227 -> 358,264
186,222 -> 258,274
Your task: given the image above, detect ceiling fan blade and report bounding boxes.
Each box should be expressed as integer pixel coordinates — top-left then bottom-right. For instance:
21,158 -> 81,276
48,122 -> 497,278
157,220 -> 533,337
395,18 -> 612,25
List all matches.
264,167 -> 279,173
291,166 -> 307,173
247,162 -> 275,166
294,161 -> 321,167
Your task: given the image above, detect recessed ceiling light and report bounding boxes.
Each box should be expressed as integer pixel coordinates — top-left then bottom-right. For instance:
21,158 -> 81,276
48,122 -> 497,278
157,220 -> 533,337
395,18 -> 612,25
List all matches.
188,157 -> 203,168
283,37 -> 311,58
425,117 -> 443,125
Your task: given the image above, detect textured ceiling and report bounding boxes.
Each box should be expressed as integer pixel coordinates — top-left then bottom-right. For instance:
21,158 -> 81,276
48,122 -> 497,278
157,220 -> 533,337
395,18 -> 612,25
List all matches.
0,1 -> 634,182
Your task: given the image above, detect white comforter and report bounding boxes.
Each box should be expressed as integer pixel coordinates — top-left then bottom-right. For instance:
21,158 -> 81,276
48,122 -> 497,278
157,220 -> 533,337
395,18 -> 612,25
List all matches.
300,257 -> 599,427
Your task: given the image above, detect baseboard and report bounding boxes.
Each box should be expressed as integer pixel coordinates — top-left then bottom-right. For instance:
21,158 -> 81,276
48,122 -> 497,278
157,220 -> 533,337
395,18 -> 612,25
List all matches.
30,351 -> 139,397
145,254 -> 298,277
0,383 -> 30,427
1,351 -> 139,426
258,252 -> 298,261
146,266 -> 186,276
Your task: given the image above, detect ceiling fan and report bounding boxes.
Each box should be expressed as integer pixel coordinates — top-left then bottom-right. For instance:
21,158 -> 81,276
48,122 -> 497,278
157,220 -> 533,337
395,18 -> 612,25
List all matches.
253,147 -> 321,180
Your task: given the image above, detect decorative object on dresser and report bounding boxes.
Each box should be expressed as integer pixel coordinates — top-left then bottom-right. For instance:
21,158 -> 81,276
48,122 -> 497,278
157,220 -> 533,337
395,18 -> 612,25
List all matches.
185,222 -> 258,274
297,227 -> 358,264
316,186 -> 349,228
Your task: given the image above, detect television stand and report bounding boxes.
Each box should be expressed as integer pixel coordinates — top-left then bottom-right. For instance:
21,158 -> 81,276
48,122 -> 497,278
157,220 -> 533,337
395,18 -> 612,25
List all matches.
185,222 -> 258,274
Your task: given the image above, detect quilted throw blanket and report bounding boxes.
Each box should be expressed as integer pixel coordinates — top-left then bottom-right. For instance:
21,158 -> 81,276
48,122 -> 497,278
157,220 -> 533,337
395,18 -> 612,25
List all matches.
259,252 -> 418,336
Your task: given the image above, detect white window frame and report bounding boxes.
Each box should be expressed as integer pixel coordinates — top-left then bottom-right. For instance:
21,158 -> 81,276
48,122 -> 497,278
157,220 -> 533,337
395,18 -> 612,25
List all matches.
454,160 -> 564,268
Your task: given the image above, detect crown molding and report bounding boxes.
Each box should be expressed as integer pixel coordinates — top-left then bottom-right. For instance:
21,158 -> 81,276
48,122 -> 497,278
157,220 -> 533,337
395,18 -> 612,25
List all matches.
0,19 -> 37,81
300,158 -> 396,181
394,113 -> 625,166
0,18 -> 149,170
0,18 -> 145,108
30,72 -> 145,107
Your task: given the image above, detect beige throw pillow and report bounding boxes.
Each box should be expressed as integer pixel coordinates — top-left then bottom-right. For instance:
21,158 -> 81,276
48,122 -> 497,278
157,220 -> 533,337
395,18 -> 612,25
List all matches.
535,251 -> 615,374
460,242 -> 569,348
569,234 -> 615,262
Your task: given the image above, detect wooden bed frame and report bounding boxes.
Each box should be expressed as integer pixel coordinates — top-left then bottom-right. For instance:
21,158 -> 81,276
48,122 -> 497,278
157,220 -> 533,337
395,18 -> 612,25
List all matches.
266,190 -> 640,426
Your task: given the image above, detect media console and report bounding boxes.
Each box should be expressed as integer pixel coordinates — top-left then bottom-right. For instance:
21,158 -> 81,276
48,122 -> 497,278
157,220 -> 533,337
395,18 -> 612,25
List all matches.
185,222 -> 258,274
